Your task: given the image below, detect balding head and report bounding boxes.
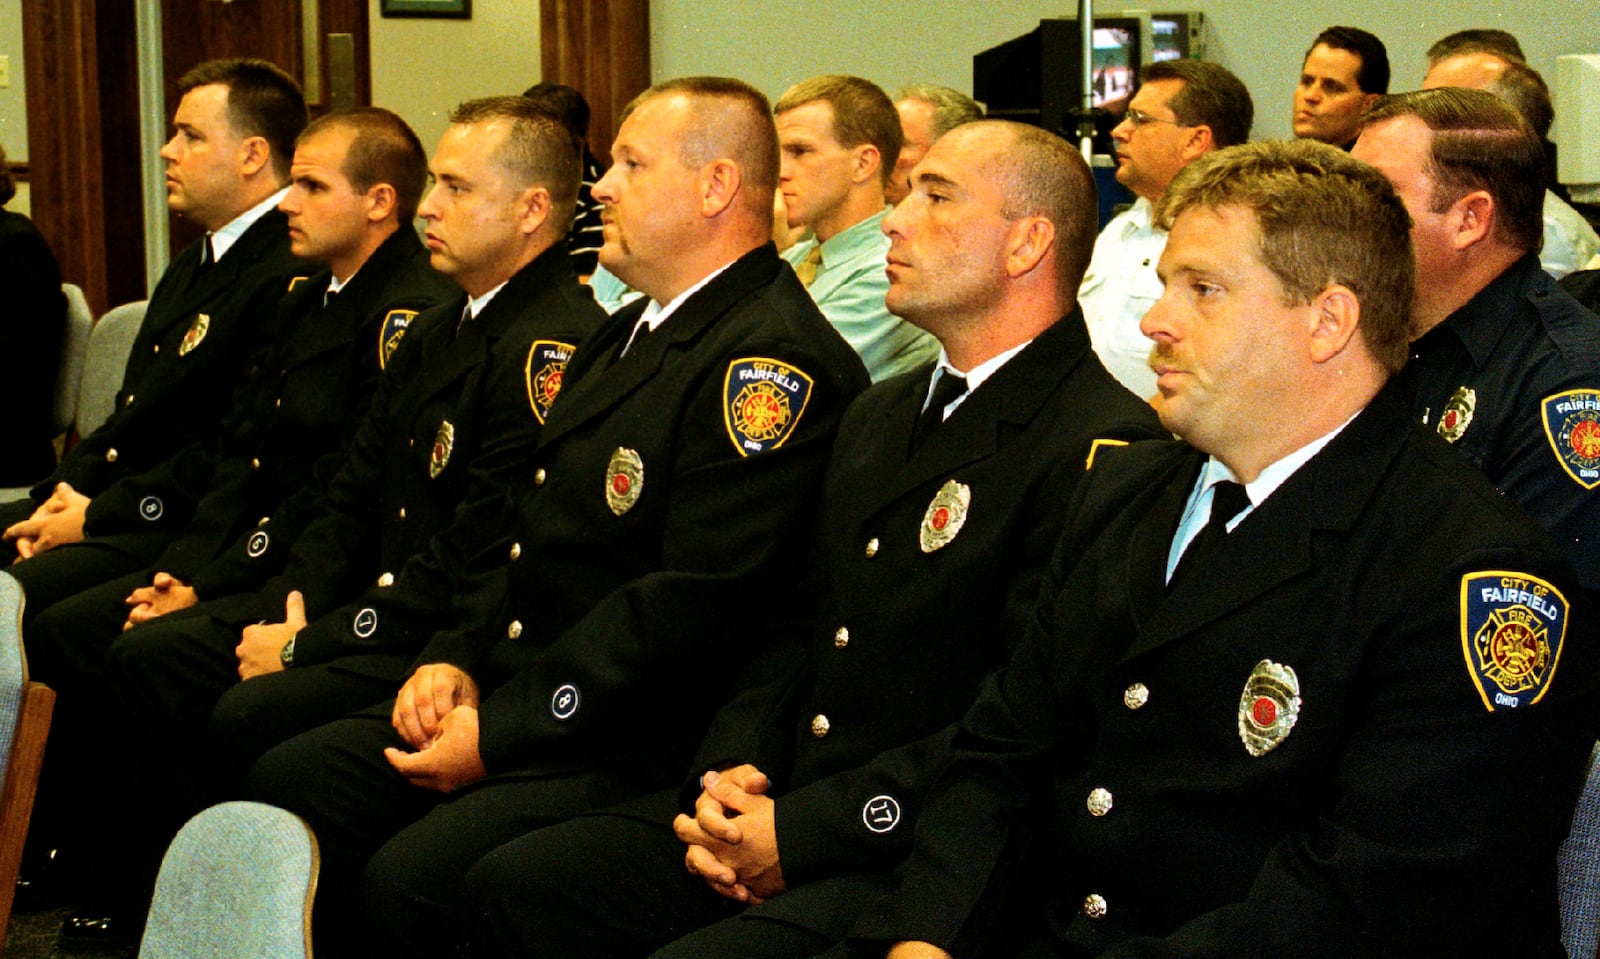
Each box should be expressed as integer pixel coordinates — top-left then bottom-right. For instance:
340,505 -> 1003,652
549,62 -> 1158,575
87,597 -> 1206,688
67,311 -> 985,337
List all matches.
1423,51 -> 1512,92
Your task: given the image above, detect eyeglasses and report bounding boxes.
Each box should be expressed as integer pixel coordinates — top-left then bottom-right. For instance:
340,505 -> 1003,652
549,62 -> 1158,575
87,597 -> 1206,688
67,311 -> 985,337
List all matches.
1124,108 -> 1192,129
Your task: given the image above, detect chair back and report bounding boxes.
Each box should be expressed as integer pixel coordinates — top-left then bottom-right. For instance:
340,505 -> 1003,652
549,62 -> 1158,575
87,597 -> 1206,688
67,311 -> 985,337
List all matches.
76,300 -> 146,438
55,284 -> 95,433
1560,741 -> 1600,959
139,801 -> 319,959
0,572 -> 56,955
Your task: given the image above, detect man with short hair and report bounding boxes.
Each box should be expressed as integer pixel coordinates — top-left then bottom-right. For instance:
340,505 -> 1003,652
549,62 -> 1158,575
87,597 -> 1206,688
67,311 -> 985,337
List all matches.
523,82 -> 605,277
1,58 -> 308,605
776,75 -> 938,381
861,137 -> 1598,959
1426,27 -> 1525,65
1292,25 -> 1387,149
1353,88 -> 1600,596
1080,59 -> 1253,397
1423,53 -> 1600,278
248,77 -> 869,955
886,83 -> 983,204
457,118 -> 1164,959
29,105 -> 462,948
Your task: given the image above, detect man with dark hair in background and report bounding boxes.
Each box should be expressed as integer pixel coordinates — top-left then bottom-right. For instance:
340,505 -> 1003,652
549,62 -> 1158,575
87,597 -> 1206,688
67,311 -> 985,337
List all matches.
1292,25 -> 1388,149
1423,49 -> 1600,278
1,58 -> 308,611
1080,59 -> 1253,398
775,75 -> 937,381
523,82 -> 605,278
1354,88 -> 1600,596
248,76 -> 868,955
886,83 -> 983,205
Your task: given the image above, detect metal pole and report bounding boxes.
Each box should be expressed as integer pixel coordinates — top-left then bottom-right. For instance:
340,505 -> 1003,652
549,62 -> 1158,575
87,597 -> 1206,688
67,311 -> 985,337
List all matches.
136,0 -> 168,296
1080,0 -> 1094,162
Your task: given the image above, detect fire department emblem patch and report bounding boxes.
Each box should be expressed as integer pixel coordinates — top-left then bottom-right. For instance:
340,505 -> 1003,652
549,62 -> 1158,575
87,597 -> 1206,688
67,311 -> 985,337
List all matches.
379,309 -> 419,370
723,358 -> 814,456
525,340 -> 576,424
1461,571 -> 1568,711
1542,390 -> 1600,490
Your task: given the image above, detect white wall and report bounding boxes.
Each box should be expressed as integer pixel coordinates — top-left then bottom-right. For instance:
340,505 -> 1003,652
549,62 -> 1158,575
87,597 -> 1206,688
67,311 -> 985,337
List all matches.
651,0 -> 1600,144
368,0 -> 540,154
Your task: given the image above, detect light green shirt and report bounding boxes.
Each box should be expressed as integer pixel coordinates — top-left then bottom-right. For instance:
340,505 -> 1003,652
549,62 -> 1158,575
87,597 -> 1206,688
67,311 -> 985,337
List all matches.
783,208 -> 938,382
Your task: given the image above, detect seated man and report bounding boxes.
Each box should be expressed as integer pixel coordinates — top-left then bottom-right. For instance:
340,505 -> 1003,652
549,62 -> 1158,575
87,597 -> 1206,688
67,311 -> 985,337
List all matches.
776,75 -> 938,381
29,105 -> 459,948
460,119 -> 1165,959
1353,88 -> 1600,596
885,84 -> 982,205
1,59 -> 307,603
0,142 -> 67,486
1291,25 -> 1386,149
861,138 -> 1598,959
1079,59 -> 1252,398
1422,50 -> 1600,278
247,76 -> 870,956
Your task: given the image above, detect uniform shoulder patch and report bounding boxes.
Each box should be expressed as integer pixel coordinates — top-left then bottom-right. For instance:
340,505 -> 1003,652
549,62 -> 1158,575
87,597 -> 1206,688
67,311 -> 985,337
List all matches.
379,309 -> 420,370
525,340 -> 577,424
1460,571 -> 1569,711
722,357 -> 814,456
1541,389 -> 1600,489
1084,437 -> 1130,471
287,275 -> 313,292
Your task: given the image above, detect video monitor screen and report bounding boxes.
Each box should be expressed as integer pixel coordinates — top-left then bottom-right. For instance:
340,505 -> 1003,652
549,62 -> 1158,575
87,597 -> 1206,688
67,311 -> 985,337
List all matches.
1092,27 -> 1136,109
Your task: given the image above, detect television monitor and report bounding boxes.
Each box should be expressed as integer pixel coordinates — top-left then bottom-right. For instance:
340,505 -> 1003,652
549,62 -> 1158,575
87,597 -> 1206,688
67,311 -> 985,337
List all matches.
1151,11 -> 1207,62
1554,53 -> 1600,193
973,13 -> 1153,150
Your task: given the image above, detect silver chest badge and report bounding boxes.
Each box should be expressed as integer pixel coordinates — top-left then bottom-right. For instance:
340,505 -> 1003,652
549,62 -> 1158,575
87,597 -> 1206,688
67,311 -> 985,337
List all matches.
1238,659 -> 1301,757
606,447 -> 644,516
1437,386 -> 1476,443
919,479 -> 971,553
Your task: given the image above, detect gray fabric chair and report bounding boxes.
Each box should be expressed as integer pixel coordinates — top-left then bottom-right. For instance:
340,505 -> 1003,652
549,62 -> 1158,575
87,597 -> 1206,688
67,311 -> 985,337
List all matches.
0,298 -> 145,502
54,283 -> 94,435
0,571 -> 56,955
1560,741 -> 1600,959
139,801 -> 319,959
73,299 -> 146,439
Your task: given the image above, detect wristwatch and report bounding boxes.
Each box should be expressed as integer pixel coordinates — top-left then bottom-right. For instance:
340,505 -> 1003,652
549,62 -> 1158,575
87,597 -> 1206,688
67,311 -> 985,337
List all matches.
279,634 -> 296,669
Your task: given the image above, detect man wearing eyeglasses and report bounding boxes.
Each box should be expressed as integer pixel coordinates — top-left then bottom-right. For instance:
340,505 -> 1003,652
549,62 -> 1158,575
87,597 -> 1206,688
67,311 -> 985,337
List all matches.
1078,60 -> 1252,400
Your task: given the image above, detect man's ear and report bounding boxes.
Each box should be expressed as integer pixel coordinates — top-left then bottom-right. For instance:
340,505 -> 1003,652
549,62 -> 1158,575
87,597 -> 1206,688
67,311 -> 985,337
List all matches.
1307,284 -> 1361,365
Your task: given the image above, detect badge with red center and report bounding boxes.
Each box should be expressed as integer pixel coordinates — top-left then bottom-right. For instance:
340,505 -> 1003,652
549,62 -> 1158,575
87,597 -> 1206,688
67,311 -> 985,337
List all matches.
1435,386 -> 1476,443
1462,570 -> 1567,711
1237,659 -> 1301,757
605,447 -> 644,516
723,357 -> 813,456
919,479 -> 971,553
178,313 -> 211,357
379,309 -> 419,370
1541,389 -> 1600,490
428,420 -> 455,479
525,340 -> 576,424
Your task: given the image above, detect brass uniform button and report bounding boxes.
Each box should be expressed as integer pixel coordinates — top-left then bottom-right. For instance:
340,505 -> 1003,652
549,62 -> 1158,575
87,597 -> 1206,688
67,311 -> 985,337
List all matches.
810,714 -> 830,738
377,572 -> 395,587
864,537 -> 879,558
251,458 -> 261,470
398,507 -> 406,519
125,394 -> 135,407
833,627 -> 849,649
1086,788 -> 1113,817
1123,683 -> 1149,710
507,620 -> 523,639
1083,894 -> 1108,919
509,542 -> 522,561
533,468 -> 547,486
105,448 -> 118,463
152,343 -> 160,354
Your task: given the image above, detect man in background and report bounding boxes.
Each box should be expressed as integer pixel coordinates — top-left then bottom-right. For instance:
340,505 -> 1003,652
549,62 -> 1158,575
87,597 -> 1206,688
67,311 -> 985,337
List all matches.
1292,25 -> 1387,149
885,83 -> 983,205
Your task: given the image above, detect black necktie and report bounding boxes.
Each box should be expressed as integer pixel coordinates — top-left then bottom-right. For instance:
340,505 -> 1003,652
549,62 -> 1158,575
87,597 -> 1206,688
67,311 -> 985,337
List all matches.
1169,480 -> 1250,589
910,370 -> 968,454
